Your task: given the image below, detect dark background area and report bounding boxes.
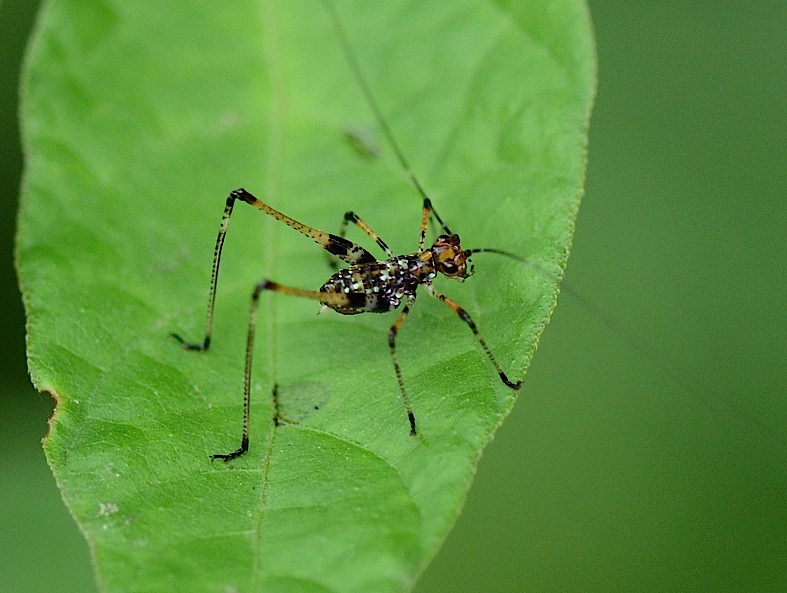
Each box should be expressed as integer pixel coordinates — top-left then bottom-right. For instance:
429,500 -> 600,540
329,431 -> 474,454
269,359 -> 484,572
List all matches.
2,1 -> 784,592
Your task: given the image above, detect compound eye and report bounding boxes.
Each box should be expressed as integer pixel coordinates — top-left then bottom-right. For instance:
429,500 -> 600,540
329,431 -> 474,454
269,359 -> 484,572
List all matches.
440,262 -> 458,275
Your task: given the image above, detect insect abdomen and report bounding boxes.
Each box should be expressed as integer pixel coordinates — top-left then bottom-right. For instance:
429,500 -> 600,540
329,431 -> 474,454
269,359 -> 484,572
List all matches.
320,258 -> 419,315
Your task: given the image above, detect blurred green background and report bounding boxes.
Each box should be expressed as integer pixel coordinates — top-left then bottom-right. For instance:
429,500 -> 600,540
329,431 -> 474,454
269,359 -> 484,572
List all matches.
2,1 -> 784,592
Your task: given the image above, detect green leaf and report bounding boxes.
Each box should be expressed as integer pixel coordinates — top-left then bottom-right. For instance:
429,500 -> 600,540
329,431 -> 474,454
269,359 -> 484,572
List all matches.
17,0 -> 594,591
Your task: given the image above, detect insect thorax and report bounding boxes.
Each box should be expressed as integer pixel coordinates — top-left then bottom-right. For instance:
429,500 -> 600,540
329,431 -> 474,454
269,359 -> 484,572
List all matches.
320,254 -> 434,315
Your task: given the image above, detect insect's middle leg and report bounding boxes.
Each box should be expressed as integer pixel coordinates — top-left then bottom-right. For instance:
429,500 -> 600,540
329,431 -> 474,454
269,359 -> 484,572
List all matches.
388,294 -> 418,435
327,210 -> 394,270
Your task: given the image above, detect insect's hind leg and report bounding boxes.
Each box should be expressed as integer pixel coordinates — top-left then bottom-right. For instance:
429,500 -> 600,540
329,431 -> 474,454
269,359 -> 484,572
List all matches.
171,189 -> 243,351
232,189 -> 377,265
171,188 -> 377,350
211,278 -> 358,461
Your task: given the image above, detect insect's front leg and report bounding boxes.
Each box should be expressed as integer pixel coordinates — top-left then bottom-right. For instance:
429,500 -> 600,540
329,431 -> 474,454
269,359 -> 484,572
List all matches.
425,284 -> 522,391
417,198 -> 454,252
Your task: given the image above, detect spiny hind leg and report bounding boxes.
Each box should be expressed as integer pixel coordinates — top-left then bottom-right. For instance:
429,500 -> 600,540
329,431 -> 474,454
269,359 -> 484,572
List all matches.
211,278 -> 361,461
232,189 -> 377,265
171,189 -> 241,351
171,188 -> 377,350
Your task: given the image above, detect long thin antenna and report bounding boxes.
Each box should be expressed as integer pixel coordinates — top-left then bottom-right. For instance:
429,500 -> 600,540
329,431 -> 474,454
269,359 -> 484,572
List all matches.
325,4 -> 783,448
467,247 -> 527,262
323,0 -> 432,204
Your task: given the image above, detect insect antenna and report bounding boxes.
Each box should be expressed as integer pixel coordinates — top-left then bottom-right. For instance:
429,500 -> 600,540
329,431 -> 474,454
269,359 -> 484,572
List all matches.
460,248 -> 526,278
323,0 -> 434,209
466,247 -> 526,261
473,251 -> 784,443
326,5 -> 780,448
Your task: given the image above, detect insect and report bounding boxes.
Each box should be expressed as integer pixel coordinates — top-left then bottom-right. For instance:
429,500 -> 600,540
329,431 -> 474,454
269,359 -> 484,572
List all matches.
172,2 -> 524,461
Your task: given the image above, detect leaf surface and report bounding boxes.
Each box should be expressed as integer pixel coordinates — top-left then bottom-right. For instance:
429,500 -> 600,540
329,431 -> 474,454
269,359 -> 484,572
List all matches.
17,0 -> 595,591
